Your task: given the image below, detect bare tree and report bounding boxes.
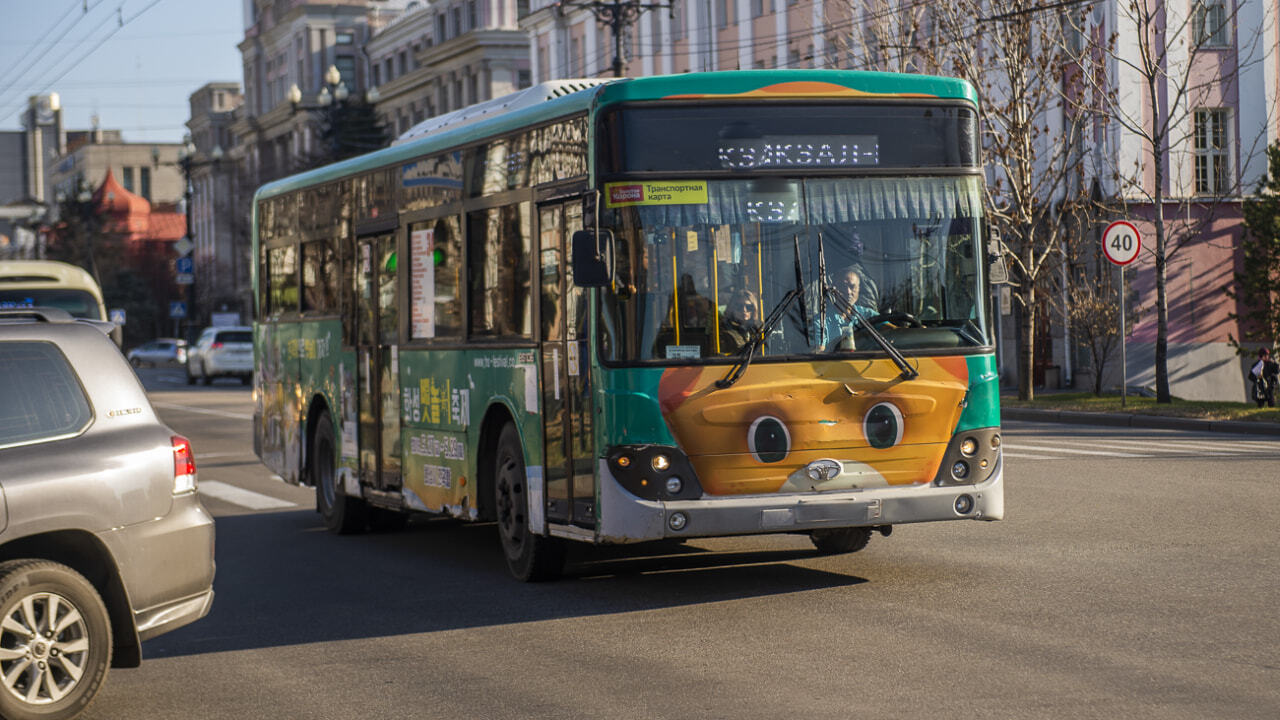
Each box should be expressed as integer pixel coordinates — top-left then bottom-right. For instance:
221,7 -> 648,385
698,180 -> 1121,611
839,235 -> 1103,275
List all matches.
1072,0 -> 1270,402
831,0 -> 1100,399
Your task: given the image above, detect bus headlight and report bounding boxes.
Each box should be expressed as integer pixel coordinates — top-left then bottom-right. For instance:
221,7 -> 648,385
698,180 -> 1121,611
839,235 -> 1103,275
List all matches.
607,445 -> 703,501
932,428 -> 1000,486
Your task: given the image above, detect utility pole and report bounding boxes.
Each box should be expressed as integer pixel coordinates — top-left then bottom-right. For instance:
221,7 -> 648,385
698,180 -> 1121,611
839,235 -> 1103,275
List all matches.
557,0 -> 678,77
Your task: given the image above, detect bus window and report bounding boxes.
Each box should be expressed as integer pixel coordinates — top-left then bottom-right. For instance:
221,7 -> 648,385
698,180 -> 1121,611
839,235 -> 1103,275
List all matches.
408,215 -> 462,339
268,245 -> 298,316
301,238 -> 339,313
467,202 -> 532,338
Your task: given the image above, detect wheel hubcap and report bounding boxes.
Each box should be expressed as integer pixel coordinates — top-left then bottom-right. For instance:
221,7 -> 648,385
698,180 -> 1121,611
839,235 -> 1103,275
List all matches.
0,592 -> 90,705
317,434 -> 336,508
496,452 -> 525,553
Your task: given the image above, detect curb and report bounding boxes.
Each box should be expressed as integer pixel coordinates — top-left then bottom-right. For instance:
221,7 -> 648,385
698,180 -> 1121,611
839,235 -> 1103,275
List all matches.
1001,408 -> 1280,436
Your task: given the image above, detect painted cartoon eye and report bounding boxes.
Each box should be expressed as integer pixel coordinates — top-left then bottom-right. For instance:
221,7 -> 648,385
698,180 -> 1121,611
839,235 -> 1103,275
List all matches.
747,415 -> 791,463
863,402 -> 904,449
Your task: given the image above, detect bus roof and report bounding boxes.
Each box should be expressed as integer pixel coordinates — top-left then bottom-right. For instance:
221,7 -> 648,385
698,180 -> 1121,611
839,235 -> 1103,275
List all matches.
0,260 -> 101,291
253,69 -> 976,203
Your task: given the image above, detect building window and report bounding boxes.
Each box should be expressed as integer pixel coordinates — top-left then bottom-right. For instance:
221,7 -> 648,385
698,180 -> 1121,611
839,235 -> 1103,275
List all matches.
140,166 -> 151,201
1193,1 -> 1229,46
452,6 -> 462,36
373,64 -> 381,86
468,0 -> 478,29
518,69 -> 531,89
752,0 -> 767,17
121,167 -> 135,193
399,50 -> 408,75
1194,108 -> 1231,194
335,56 -> 356,87
436,14 -> 446,43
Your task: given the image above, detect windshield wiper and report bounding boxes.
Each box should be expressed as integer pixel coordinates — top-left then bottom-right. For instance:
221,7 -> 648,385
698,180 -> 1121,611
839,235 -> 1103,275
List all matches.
817,231 -> 918,381
716,236 -> 808,389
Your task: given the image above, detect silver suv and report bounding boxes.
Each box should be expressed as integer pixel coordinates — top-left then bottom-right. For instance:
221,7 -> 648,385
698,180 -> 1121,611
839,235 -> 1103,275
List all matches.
186,326 -> 253,385
0,308 -> 215,720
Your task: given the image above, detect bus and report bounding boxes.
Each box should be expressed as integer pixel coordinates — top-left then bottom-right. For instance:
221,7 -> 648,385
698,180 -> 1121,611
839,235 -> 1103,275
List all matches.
0,259 -> 107,320
252,70 -> 1005,581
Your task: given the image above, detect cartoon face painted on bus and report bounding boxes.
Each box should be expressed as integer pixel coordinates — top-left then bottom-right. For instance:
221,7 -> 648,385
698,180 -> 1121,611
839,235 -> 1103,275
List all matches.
657,357 -> 970,495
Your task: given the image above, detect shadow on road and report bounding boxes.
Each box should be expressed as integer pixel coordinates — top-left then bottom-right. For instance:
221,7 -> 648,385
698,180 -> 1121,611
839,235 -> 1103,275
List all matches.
144,510 -> 866,659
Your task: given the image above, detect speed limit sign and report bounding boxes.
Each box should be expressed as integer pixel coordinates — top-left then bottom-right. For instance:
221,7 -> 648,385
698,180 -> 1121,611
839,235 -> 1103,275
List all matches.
1102,221 -> 1142,266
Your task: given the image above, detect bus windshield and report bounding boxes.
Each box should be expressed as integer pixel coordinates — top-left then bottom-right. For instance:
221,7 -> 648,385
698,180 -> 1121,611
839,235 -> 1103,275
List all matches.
0,289 -> 104,319
599,175 -> 988,363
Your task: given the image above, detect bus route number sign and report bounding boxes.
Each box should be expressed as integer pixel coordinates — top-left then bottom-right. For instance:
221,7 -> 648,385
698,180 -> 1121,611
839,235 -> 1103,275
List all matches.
1102,221 -> 1141,266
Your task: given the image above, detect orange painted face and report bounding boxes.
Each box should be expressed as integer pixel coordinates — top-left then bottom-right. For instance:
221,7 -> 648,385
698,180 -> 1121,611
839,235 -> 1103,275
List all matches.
658,357 -> 970,495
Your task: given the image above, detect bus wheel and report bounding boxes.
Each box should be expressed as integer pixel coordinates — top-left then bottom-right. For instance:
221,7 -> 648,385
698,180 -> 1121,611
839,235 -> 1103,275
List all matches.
809,527 -> 872,555
312,411 -> 367,534
493,423 -> 563,582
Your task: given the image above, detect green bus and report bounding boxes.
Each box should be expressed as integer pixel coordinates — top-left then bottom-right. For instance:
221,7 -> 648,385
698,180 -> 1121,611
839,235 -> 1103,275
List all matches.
252,69 -> 1005,581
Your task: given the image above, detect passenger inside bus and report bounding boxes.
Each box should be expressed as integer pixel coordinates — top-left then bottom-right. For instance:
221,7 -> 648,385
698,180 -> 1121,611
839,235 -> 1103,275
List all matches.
720,287 -> 761,353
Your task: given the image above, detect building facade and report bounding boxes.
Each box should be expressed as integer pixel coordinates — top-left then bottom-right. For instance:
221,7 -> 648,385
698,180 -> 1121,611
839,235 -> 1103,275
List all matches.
366,0 -> 531,138
187,82 -> 246,321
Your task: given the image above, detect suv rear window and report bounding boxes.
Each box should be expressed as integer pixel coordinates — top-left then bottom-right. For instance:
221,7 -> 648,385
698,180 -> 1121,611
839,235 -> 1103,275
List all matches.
216,331 -> 252,343
0,341 -> 93,448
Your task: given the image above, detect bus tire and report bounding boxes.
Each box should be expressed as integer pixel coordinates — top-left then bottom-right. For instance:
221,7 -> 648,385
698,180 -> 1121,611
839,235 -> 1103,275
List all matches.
493,423 -> 563,582
0,560 -> 112,720
312,411 -> 367,534
809,527 -> 872,555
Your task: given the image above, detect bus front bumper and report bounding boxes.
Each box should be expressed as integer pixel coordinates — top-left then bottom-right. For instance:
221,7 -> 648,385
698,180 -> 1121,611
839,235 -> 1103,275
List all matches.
595,455 -> 1003,543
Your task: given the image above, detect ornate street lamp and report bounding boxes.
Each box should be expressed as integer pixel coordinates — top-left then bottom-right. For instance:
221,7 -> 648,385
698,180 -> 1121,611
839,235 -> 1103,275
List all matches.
557,0 -> 678,77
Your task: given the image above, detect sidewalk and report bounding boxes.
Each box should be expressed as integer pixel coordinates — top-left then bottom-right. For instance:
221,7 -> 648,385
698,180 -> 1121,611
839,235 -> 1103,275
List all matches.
1001,406 -> 1280,436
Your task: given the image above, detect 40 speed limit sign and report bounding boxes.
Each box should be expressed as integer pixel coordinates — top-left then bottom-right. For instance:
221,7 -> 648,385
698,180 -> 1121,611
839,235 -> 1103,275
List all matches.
1102,221 -> 1142,266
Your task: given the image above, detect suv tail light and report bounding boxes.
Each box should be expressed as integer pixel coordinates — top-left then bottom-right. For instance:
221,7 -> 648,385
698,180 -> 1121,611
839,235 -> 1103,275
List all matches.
210,341 -> 224,349
172,435 -> 198,495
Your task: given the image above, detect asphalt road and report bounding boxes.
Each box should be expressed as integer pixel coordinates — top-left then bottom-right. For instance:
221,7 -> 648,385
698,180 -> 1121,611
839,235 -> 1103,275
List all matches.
85,366 -> 1280,719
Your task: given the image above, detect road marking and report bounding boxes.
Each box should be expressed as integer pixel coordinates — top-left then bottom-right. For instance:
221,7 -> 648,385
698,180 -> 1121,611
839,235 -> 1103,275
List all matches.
1002,443 -> 1149,458
195,452 -> 252,460
152,401 -> 252,420
1000,451 -> 1059,460
199,481 -> 295,510
1030,439 -> 1234,455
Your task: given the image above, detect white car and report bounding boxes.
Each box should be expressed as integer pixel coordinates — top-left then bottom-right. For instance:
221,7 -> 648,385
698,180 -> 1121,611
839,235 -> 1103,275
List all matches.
186,326 -> 253,385
126,337 -> 187,367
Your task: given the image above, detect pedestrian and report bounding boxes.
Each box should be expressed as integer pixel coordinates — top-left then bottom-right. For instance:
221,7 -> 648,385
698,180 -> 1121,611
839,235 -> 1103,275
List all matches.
1248,347 -> 1278,408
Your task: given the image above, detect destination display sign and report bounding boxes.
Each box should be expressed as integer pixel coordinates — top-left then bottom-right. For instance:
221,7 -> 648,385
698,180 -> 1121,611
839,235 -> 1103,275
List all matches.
717,135 -> 879,170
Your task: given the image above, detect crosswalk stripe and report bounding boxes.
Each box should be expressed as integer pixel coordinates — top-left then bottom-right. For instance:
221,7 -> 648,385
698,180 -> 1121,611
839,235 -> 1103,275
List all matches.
1003,443 -> 1149,457
1029,439 -> 1234,455
152,401 -> 253,420
199,481 -> 296,510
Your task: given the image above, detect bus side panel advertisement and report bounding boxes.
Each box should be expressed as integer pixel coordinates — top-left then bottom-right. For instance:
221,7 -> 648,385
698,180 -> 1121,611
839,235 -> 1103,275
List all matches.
399,349 -> 540,517
653,356 -> 971,495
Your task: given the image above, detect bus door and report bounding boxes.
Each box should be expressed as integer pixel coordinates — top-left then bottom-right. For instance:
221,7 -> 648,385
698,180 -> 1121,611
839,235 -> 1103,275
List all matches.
355,234 -> 402,494
538,200 -> 594,528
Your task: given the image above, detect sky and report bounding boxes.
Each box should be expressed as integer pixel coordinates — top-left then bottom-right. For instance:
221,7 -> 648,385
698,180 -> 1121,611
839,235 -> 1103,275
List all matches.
0,0 -> 244,144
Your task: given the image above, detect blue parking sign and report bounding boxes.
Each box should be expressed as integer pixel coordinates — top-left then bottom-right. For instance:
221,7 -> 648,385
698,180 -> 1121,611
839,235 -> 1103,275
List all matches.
169,301 -> 187,319
109,308 -> 126,325
176,256 -> 194,274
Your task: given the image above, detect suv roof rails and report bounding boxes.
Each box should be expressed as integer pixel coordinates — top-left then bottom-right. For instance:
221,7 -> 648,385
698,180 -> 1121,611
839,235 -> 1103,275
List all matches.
0,307 -> 74,323
0,307 -> 117,336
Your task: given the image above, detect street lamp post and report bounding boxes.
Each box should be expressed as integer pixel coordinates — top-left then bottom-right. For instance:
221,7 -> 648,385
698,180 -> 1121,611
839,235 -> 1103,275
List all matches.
557,0 -> 678,77
156,137 -> 222,337
288,64 -> 385,166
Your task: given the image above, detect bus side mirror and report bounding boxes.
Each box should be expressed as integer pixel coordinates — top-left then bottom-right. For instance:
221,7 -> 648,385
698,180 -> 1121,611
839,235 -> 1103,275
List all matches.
986,229 -> 1010,285
572,229 -> 613,287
